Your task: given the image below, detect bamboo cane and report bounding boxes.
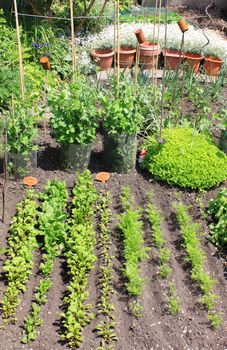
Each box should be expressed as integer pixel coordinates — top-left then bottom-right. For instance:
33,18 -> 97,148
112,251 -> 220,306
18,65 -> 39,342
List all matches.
116,0 -> 120,98
70,0 -> 76,80
14,0 -> 25,99
152,0 -> 158,85
154,0 -> 162,88
114,0 -> 117,73
134,44 -> 140,84
160,0 -> 168,139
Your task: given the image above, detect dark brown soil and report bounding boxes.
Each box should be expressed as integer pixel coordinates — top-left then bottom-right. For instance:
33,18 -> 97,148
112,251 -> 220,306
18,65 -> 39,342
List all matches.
170,5 -> 227,36
0,125 -> 226,350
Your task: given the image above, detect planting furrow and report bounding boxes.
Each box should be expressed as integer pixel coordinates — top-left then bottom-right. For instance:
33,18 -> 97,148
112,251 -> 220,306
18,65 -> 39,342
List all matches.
146,191 -> 180,315
22,179 -> 68,343
118,187 -> 148,297
0,190 -> 38,323
61,170 -> 98,348
95,191 -> 117,349
174,201 -> 222,329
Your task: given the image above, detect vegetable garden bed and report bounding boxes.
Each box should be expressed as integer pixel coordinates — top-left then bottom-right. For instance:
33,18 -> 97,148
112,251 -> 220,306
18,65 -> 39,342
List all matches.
0,127 -> 226,350
0,3 -> 226,349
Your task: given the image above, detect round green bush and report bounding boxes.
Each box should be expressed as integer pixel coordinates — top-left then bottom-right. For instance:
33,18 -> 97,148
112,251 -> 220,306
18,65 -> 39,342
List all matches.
143,128 -> 227,190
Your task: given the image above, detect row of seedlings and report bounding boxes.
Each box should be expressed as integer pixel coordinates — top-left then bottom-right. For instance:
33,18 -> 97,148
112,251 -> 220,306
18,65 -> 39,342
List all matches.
174,201 -> 222,329
146,191 -> 180,315
118,186 -> 148,313
61,171 -> 98,348
0,190 -> 38,323
22,179 -> 68,343
95,192 -> 117,349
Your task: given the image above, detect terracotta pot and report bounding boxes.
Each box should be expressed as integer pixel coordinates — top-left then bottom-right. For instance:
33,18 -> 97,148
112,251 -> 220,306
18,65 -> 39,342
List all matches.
204,56 -> 224,76
115,46 -> 136,68
139,42 -> 161,70
163,49 -> 184,70
135,29 -> 146,44
178,19 -> 189,33
91,49 -> 114,70
184,52 -> 203,73
40,56 -> 51,70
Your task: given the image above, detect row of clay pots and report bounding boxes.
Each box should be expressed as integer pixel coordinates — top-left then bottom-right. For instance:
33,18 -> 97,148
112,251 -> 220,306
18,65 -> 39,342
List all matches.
91,47 -> 224,76
163,49 -> 224,75
91,47 -> 135,70
91,43 -> 161,71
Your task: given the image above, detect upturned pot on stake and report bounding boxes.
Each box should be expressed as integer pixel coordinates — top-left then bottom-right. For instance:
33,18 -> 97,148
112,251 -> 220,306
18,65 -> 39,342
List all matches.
178,19 -> 189,33
204,56 -> 224,76
91,49 -> 114,70
115,46 -> 136,68
135,29 -> 146,44
40,56 -> 51,70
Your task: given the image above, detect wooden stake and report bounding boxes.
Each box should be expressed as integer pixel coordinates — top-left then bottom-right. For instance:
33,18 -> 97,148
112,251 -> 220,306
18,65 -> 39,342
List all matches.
2,115 -> 8,223
151,0 -> 158,86
114,0 -> 117,73
70,0 -> 76,80
43,72 -> 48,139
14,0 -> 25,99
116,0 -> 120,98
154,0 -> 162,92
160,0 -> 168,139
134,44 -> 140,84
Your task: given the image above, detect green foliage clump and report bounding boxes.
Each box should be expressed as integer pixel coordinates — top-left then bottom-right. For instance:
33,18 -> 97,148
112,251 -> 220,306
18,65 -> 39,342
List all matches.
0,9 -> 30,66
208,188 -> 227,247
48,76 -> 98,145
6,103 -> 38,155
143,128 -> 227,190
101,76 -> 144,136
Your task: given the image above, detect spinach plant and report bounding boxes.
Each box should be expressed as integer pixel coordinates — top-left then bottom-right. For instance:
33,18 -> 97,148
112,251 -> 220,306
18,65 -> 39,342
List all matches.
95,192 -> 117,348
61,171 -> 98,348
0,191 -> 38,321
22,180 -> 68,344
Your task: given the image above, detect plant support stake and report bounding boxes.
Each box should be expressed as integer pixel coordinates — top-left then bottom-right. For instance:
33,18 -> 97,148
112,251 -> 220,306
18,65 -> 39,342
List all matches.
116,0 -> 120,98
14,0 -> 25,99
70,0 -> 76,80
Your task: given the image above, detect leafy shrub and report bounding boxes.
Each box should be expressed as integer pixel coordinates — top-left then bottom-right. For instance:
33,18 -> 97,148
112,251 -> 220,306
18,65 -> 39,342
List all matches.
48,76 -> 98,145
208,188 -> 227,247
0,9 -> 30,66
101,75 -> 143,135
6,103 -> 38,155
143,128 -> 227,190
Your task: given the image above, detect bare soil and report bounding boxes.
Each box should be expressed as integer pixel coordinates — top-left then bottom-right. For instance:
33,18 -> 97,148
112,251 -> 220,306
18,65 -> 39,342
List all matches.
169,5 -> 227,36
0,125 -> 226,350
